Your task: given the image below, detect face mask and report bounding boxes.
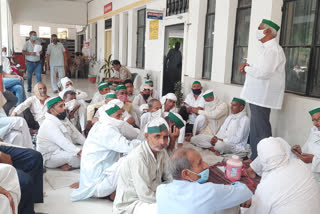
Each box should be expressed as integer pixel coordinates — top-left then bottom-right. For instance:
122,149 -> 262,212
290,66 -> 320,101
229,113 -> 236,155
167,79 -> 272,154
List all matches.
188,168 -> 209,184
118,94 -> 128,103
256,29 -> 265,41
2,52 -> 6,57
39,92 -> 47,97
32,36 -> 37,41
54,110 -> 67,120
192,89 -> 201,95
65,99 -> 79,111
66,86 -> 75,91
143,94 -> 150,101
151,109 -> 162,118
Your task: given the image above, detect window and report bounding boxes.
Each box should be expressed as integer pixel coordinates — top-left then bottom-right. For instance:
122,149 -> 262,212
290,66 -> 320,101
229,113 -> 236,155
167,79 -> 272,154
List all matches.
231,0 -> 252,85
57,28 -> 68,39
280,0 -> 320,97
105,19 -> 112,30
202,0 -> 216,79
20,25 -> 32,37
136,8 -> 146,69
39,26 -> 51,38
166,0 -> 189,16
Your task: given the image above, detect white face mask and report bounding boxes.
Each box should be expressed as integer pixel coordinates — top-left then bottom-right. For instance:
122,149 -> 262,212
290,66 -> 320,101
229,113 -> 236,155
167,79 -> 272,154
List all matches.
256,29 -> 265,41
151,109 -> 162,118
2,52 -> 6,57
65,99 -> 79,111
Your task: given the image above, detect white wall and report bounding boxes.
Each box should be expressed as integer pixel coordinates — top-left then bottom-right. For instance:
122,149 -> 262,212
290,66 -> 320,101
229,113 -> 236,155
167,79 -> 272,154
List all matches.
10,0 -> 87,26
13,23 -> 77,52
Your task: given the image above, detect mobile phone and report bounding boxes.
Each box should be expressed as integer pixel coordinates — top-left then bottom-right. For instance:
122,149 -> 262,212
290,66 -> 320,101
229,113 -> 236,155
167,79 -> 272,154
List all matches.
171,125 -> 175,133
293,148 -> 301,155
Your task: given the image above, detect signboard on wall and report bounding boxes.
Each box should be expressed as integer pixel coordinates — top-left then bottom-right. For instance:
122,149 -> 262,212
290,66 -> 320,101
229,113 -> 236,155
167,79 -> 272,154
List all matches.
147,12 -> 163,20
149,20 -> 159,40
104,2 -> 113,14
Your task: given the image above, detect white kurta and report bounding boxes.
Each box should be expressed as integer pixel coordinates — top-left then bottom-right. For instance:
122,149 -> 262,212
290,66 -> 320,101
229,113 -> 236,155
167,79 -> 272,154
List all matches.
0,116 -> 33,148
132,94 -> 152,107
194,97 -> 229,136
245,158 -> 320,214
90,91 -> 106,105
191,109 -> 250,154
184,92 -> 205,124
0,163 -> 21,214
71,121 -> 141,201
128,89 -> 139,102
37,113 -> 85,167
113,141 -> 171,214
302,126 -> 320,184
12,95 -> 48,125
240,38 -> 286,109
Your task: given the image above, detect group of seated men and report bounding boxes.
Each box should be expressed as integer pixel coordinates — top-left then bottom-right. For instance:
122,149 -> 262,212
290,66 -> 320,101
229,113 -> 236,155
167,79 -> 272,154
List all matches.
1,68 -> 320,214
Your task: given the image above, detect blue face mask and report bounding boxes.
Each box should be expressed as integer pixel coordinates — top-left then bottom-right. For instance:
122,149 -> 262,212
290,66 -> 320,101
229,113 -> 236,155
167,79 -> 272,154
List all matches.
32,36 -> 37,41
188,168 -> 209,184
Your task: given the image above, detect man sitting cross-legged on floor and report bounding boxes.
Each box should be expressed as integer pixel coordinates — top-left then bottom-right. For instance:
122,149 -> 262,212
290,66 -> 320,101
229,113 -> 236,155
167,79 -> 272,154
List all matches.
156,148 -> 253,214
191,97 -> 250,157
37,96 -> 85,171
192,90 -> 228,137
11,82 -> 50,127
71,99 -> 141,202
113,117 -> 172,214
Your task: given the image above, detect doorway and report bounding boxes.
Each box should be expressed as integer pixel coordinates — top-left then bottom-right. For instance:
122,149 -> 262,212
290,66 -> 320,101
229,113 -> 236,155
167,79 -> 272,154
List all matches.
162,24 -> 184,95
105,30 -> 112,60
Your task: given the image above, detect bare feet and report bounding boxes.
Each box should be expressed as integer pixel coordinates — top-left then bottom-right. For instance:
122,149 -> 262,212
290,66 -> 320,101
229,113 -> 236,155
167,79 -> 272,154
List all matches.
208,147 -> 221,156
185,133 -> 192,142
108,191 -> 116,201
70,182 -> 79,189
59,164 -> 72,171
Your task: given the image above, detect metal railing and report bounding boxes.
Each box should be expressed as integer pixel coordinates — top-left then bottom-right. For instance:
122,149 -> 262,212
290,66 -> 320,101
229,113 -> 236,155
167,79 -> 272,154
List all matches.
166,0 -> 189,16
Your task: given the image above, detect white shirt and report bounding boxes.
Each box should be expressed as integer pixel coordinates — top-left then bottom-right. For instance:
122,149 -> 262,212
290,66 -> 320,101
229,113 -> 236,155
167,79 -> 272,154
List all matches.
241,39 -> 286,109
13,96 -> 48,124
302,126 -> 320,184
113,140 -> 171,214
132,94 -> 152,107
90,91 -> 106,105
184,92 -> 205,124
157,180 -> 252,214
37,113 -> 85,162
1,57 -> 12,74
216,109 -> 250,153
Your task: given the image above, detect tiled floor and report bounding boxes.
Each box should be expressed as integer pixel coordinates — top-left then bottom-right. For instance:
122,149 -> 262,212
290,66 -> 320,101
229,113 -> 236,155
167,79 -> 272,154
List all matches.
25,73 -> 113,214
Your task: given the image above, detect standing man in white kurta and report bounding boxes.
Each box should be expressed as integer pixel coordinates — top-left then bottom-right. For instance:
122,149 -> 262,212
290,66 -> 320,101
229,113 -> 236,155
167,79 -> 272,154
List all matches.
239,19 -> 286,159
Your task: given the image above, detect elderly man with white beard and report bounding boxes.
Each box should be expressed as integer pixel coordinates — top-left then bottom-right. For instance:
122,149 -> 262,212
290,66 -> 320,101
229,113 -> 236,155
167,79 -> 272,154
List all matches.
71,99 -> 141,202
192,90 -> 228,137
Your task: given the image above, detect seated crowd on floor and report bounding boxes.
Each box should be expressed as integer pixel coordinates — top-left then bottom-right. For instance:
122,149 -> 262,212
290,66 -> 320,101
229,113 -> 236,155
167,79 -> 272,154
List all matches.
1,19 -> 320,214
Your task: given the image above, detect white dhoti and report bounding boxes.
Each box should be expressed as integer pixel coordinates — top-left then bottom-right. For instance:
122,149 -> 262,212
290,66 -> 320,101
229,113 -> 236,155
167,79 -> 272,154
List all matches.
133,202 -> 157,214
190,134 -> 212,148
216,206 -> 240,214
0,117 -> 33,148
78,100 -> 87,132
45,150 -> 81,168
93,157 -> 125,197
193,114 -> 207,136
0,164 -> 21,214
